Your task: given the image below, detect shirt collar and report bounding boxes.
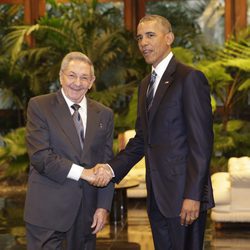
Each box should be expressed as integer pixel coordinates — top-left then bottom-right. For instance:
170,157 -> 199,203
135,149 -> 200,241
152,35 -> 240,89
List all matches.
152,51 -> 173,78
61,88 -> 86,111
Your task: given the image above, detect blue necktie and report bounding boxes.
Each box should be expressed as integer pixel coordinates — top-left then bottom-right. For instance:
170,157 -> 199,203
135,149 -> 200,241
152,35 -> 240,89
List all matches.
146,71 -> 157,111
71,104 -> 84,149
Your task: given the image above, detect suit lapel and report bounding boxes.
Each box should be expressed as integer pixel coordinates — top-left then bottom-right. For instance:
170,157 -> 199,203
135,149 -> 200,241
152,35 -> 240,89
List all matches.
140,75 -> 150,127
51,90 -> 82,155
148,57 -> 177,125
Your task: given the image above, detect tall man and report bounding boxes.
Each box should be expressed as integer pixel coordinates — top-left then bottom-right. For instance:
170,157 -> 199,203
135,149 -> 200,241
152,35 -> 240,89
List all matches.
24,52 -> 114,250
90,15 -> 214,250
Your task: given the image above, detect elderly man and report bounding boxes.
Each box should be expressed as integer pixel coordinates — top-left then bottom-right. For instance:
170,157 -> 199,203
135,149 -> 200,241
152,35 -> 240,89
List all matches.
24,52 -> 114,250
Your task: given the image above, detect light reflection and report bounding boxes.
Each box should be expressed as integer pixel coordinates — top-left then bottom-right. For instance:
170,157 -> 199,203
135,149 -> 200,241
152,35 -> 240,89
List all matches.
1,196 -> 250,250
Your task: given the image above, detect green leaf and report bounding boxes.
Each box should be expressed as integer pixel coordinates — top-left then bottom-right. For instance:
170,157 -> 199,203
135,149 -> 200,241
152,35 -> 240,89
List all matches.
223,58 -> 250,71
238,78 -> 250,91
227,120 -> 245,132
172,47 -> 194,65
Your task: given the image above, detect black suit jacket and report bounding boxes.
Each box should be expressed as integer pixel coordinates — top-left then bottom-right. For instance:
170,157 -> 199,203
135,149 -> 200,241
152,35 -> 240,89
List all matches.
109,57 -> 214,217
24,90 -> 114,232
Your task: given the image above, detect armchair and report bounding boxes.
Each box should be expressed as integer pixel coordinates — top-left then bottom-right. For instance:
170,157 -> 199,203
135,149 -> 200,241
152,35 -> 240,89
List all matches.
211,156 -> 250,223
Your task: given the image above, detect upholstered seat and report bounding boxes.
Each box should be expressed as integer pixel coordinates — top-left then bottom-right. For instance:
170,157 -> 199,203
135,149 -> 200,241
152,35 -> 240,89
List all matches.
118,130 -> 147,198
211,157 -> 250,222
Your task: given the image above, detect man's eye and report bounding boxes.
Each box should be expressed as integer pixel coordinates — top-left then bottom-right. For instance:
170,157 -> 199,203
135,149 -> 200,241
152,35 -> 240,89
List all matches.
69,74 -> 76,78
136,36 -> 142,41
80,77 -> 88,81
147,33 -> 155,38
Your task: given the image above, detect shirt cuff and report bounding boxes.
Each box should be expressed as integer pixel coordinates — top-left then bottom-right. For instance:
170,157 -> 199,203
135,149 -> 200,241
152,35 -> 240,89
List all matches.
106,164 -> 115,177
67,164 -> 84,181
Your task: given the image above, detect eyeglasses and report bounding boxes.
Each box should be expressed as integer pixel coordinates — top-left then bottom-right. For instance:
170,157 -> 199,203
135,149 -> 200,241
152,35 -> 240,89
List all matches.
62,70 -> 93,83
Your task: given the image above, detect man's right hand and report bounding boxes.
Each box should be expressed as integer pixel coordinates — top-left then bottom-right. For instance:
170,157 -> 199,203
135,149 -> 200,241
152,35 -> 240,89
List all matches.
80,168 -> 96,184
80,164 -> 113,187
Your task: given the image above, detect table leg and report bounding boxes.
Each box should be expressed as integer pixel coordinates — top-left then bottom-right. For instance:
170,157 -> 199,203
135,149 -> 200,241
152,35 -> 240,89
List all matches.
110,188 -> 128,224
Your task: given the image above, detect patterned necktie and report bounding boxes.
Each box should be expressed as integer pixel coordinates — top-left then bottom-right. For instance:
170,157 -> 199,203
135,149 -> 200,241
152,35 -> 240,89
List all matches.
146,70 -> 157,111
71,104 -> 84,149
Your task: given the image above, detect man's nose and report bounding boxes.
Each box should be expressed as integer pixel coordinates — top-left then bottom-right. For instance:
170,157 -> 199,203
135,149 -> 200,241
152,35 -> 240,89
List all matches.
139,37 -> 148,46
75,77 -> 82,85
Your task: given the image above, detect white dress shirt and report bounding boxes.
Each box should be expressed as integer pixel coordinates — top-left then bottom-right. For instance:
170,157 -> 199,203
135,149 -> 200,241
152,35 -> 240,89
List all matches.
61,89 -> 86,181
151,51 -> 173,97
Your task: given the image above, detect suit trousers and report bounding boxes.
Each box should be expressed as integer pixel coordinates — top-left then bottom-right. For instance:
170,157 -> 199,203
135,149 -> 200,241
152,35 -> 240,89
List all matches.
25,197 -> 96,250
148,189 -> 207,250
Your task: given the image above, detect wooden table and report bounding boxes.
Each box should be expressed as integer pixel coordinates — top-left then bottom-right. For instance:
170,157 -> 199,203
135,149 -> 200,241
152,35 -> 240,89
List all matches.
110,179 -> 139,224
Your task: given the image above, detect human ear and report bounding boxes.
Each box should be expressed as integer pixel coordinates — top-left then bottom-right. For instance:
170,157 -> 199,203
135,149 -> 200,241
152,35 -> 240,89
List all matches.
166,32 -> 174,46
88,76 -> 96,89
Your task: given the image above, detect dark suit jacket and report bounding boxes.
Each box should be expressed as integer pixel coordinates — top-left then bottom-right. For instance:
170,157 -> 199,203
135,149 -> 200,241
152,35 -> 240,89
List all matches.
24,90 -> 114,232
109,56 -> 214,218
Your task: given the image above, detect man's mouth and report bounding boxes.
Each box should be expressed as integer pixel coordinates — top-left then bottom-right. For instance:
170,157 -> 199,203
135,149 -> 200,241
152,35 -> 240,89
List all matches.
142,49 -> 152,56
69,85 -> 85,91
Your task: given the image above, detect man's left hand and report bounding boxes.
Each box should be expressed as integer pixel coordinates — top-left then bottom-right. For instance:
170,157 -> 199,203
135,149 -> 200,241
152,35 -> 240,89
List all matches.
91,208 -> 108,234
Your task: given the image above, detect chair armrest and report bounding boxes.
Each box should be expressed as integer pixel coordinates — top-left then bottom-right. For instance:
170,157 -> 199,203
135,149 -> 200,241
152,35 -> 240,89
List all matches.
211,172 -> 231,205
228,157 -> 250,187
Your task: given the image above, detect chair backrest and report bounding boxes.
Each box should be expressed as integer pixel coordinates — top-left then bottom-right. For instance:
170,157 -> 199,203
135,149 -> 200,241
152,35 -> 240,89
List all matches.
118,129 -> 136,150
228,157 -> 250,187
228,157 -> 250,210
117,129 -> 145,171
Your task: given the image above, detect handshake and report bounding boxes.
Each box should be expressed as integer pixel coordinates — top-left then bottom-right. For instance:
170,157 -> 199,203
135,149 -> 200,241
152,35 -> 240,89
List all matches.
80,164 -> 113,187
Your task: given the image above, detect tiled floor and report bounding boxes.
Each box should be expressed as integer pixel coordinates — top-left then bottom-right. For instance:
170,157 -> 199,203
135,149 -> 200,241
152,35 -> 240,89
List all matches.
97,199 -> 154,250
97,199 -> 250,250
1,195 -> 250,249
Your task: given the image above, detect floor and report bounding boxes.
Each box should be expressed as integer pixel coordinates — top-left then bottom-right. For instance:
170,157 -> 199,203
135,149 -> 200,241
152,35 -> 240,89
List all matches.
96,199 -> 250,250
97,199 -> 154,250
1,196 -> 250,249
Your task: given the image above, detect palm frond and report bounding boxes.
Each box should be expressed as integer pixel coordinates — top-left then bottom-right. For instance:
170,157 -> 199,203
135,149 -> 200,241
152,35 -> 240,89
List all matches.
226,120 -> 245,132
238,79 -> 250,91
88,82 -> 135,107
172,47 -> 195,65
223,58 -> 250,72
0,127 -> 28,178
2,25 -> 40,61
196,60 -> 232,87
218,27 -> 250,60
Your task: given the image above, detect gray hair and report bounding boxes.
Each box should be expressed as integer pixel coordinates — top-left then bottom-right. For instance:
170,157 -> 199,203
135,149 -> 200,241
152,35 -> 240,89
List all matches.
139,15 -> 172,33
60,51 -> 95,76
